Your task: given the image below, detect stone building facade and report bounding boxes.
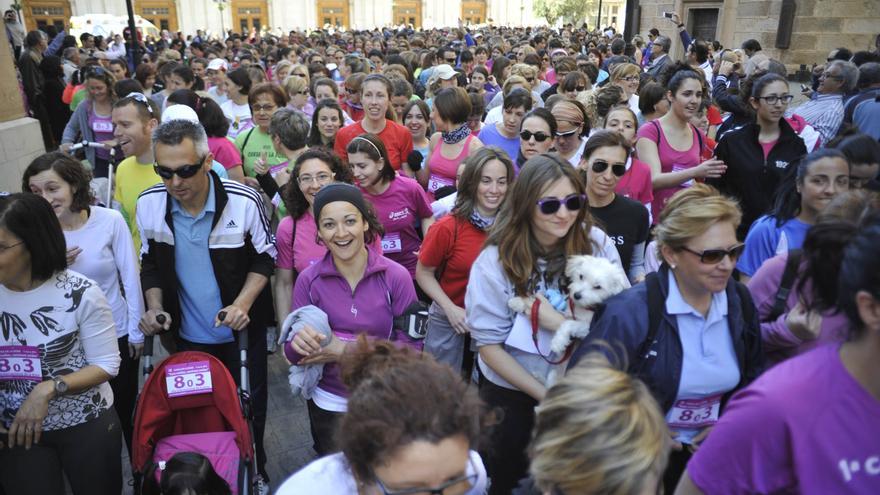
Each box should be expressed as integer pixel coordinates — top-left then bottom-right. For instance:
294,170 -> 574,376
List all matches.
633,0 -> 880,72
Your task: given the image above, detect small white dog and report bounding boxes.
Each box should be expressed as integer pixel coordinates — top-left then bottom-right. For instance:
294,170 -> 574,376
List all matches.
508,255 -> 629,354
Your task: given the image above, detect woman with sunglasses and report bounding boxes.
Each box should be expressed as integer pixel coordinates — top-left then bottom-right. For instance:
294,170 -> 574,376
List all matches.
559,71 -> 590,101
708,73 -> 807,239
549,99 -> 589,166
427,87 -> 484,199
572,183 -> 764,494
277,338 -> 488,495
581,131 -> 650,283
466,154 -> 623,494
274,148 -> 355,337
517,108 -> 556,170
60,66 -> 118,178
283,75 -> 310,115
737,149 -> 850,283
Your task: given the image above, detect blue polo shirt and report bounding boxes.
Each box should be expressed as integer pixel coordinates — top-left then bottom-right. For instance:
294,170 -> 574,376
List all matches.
171,179 -> 233,344
665,270 -> 739,444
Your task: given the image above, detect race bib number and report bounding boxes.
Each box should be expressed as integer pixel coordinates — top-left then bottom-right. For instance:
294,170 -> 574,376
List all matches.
427,174 -> 455,194
92,120 -> 114,133
0,346 -> 42,382
667,394 -> 722,429
671,163 -> 695,188
381,232 -> 402,253
165,361 -> 213,398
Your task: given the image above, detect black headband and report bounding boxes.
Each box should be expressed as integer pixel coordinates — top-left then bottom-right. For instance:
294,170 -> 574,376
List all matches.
313,183 -> 370,222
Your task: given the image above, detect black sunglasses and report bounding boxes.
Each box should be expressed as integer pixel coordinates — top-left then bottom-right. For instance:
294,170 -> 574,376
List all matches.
680,244 -> 746,264
536,193 -> 586,215
591,160 -> 626,177
520,130 -> 551,142
154,162 -> 203,179
574,85 -> 586,91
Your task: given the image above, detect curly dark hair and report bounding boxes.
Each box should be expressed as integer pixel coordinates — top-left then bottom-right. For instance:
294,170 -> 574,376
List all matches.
338,336 -> 489,485
280,148 -> 353,220
22,151 -> 94,212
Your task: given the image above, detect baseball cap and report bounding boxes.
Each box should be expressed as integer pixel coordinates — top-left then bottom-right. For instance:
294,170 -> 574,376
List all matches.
161,104 -> 200,124
433,64 -> 457,81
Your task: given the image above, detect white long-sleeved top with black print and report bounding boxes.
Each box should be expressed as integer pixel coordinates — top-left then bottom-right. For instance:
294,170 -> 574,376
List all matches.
0,270 -> 120,431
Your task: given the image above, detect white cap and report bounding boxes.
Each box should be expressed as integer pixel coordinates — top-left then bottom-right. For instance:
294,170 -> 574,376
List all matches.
206,58 -> 228,72
161,104 -> 200,124
433,64 -> 457,80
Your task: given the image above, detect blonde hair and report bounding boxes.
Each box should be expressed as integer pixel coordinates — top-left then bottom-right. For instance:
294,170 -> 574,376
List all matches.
510,63 -> 538,81
654,184 -> 742,253
530,353 -> 668,494
283,74 -> 308,99
502,74 -> 529,95
611,63 -> 641,82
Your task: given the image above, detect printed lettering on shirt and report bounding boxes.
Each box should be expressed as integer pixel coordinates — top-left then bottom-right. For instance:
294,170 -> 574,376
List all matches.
225,219 -> 237,229
775,160 -> 789,169
611,235 -> 625,245
388,208 -> 411,222
350,304 -> 358,318
838,455 -> 880,483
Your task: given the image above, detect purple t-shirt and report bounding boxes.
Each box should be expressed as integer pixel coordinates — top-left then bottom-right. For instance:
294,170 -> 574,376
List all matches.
636,121 -> 705,222
276,212 -> 325,275
687,345 -> 880,494
361,176 -> 433,277
747,252 -> 849,366
287,247 -> 419,398
89,106 -> 114,160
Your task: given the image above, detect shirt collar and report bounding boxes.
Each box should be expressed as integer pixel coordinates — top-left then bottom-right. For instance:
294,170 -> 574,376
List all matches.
665,270 -> 729,319
171,176 -> 215,218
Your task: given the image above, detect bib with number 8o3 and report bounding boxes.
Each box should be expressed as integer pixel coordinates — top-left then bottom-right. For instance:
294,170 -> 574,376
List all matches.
165,361 -> 213,398
0,346 -> 42,382
381,232 -> 403,253
666,394 -> 722,430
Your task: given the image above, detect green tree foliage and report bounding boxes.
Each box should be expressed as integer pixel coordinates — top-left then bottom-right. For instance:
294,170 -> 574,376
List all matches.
534,0 -> 599,25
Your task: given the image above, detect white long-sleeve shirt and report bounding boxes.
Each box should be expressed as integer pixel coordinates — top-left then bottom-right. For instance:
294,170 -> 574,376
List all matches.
65,206 -> 144,343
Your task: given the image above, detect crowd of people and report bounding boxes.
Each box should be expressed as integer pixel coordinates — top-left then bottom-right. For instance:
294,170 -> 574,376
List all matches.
2,12 -> 880,495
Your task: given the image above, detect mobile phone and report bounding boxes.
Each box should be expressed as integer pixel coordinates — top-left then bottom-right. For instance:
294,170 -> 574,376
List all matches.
663,12 -> 674,19
800,84 -> 809,92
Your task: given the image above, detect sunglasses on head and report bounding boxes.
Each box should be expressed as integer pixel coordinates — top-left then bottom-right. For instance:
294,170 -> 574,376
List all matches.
154,161 -> 203,179
536,193 -> 586,215
520,130 -> 551,142
680,244 -> 746,264
127,92 -> 154,115
555,127 -> 580,138
591,160 -> 626,177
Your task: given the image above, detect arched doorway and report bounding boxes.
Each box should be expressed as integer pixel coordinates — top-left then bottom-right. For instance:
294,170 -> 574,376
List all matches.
135,0 -> 179,33
22,0 -> 72,32
315,0 -> 349,29
232,0 -> 268,34
461,0 -> 486,25
392,0 -> 421,28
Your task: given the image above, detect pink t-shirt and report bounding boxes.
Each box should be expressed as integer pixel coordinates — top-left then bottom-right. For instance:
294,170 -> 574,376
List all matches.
687,345 -> 880,494
760,139 -> 778,160
276,211 -> 383,275
427,134 -> 475,197
361,176 -> 433,277
615,157 -> 654,211
208,136 -> 243,170
636,121 -> 705,222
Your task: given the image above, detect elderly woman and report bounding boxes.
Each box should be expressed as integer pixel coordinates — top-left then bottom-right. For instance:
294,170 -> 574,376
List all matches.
0,194 -> 121,495
572,184 -> 764,493
235,82 -> 289,177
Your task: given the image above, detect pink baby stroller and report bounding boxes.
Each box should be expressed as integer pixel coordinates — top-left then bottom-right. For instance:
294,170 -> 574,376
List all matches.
131,330 -> 256,494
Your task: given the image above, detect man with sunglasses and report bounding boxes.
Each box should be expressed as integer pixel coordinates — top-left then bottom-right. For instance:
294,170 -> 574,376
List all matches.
136,119 -> 275,493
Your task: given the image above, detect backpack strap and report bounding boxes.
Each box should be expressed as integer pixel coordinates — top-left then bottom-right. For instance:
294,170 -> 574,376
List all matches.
766,249 -> 802,322
635,271 -> 663,373
238,127 -> 256,164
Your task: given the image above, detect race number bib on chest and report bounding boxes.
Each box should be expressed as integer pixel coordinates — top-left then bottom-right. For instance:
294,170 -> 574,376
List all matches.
91,120 -> 114,133
427,174 -> 455,194
381,232 -> 402,253
666,394 -> 722,429
165,361 -> 213,398
0,346 -> 42,382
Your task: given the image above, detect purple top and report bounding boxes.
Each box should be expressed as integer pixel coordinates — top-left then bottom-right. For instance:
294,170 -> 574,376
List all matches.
746,252 -> 848,366
89,106 -> 114,160
285,247 -> 419,397
361,176 -> 433,277
687,345 -> 880,494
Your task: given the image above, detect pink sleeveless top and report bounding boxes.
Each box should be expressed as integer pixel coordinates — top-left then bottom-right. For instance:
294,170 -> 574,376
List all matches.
427,134 -> 475,196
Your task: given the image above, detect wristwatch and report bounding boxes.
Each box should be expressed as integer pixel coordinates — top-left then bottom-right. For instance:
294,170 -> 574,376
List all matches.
53,376 -> 69,396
